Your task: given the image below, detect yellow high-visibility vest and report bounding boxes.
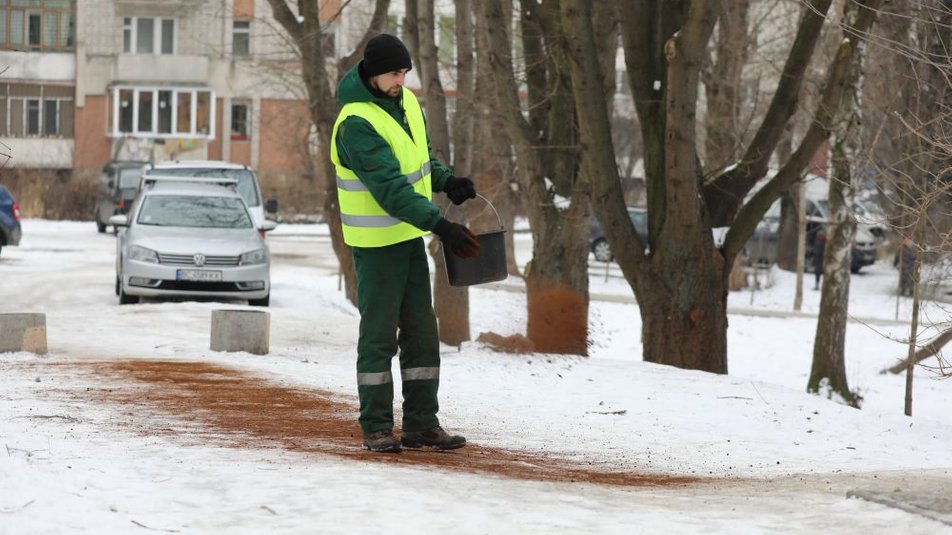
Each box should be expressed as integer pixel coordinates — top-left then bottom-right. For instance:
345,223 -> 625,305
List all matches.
330,88 -> 432,247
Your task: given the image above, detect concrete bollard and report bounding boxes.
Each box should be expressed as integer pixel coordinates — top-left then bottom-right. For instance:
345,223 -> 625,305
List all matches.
210,309 -> 270,355
0,313 -> 48,354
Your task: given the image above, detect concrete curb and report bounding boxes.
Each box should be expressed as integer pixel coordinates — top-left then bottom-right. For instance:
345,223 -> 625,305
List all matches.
210,309 -> 270,355
0,313 -> 48,354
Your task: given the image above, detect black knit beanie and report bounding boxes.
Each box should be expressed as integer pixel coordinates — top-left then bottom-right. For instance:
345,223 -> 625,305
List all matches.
362,33 -> 412,77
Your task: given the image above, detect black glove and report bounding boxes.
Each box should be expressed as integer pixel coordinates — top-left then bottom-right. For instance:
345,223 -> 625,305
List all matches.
433,218 -> 480,259
443,176 -> 477,205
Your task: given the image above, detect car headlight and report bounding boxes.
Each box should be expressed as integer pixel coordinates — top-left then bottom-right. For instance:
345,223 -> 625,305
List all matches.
129,245 -> 158,263
239,248 -> 267,265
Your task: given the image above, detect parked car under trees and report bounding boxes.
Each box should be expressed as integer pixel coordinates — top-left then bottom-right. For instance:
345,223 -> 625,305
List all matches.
111,177 -> 276,306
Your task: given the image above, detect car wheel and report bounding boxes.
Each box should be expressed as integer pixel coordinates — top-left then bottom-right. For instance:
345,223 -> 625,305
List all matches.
248,294 -> 270,307
115,277 -> 120,296
118,279 -> 139,305
592,239 -> 612,263
850,265 -> 861,274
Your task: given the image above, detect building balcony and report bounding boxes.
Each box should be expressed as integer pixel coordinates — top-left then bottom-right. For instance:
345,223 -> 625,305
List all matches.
114,54 -> 209,85
0,138 -> 73,169
0,51 -> 75,82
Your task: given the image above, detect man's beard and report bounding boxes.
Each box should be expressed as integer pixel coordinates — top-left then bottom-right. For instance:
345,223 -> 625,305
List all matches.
386,85 -> 402,97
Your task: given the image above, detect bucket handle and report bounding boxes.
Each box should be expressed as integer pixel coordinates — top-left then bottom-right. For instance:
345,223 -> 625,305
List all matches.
442,192 -> 504,231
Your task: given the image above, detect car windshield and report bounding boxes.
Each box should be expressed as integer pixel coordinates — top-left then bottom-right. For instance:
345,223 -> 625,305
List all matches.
118,168 -> 144,189
152,168 -> 260,207
137,195 -> 253,229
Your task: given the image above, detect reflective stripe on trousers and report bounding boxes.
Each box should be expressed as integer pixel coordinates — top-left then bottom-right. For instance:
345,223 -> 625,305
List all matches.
356,367 -> 439,385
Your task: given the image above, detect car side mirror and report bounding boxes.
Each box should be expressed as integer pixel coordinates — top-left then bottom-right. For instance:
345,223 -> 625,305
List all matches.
265,198 -> 279,214
259,220 -> 278,232
107,180 -> 115,189
108,214 -> 129,227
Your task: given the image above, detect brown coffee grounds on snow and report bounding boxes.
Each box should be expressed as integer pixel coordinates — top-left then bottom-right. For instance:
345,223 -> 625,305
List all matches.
53,359 -> 706,488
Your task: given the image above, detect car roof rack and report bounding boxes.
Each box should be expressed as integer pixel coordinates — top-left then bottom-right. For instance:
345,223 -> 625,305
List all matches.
140,175 -> 239,189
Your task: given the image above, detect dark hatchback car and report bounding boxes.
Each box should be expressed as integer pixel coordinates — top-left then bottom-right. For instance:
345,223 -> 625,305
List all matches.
95,160 -> 148,233
589,207 -> 649,262
0,185 -> 22,257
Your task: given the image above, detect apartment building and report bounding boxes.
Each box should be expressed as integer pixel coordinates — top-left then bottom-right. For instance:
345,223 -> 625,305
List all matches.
0,0 -> 341,182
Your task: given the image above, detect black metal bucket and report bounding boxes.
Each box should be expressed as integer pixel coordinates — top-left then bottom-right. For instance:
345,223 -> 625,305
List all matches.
442,194 -> 508,287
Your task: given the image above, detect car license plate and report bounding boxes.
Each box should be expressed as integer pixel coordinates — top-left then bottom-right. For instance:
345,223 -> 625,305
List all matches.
176,269 -> 222,282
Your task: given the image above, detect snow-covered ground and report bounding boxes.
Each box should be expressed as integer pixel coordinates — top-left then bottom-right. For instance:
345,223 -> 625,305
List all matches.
1,219 -> 950,534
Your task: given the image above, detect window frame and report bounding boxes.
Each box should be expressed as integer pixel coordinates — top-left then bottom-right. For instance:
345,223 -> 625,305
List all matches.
0,83 -> 74,138
109,85 -> 216,140
230,101 -> 250,141
0,1 -> 75,52
232,19 -> 250,57
121,16 -> 175,55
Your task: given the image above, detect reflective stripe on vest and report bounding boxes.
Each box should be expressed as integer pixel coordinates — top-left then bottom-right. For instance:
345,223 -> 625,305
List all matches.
337,162 -> 432,192
330,88 -> 432,248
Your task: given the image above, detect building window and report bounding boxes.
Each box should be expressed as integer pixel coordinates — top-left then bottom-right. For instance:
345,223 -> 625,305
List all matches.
230,102 -> 249,141
233,20 -> 250,57
27,12 -> 40,46
26,99 -> 40,135
0,83 -> 73,137
122,16 -> 175,54
0,0 -> 75,51
43,99 -> 58,135
110,86 -> 216,139
157,90 -> 172,134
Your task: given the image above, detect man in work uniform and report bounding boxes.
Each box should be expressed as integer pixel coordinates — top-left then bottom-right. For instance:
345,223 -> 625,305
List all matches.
331,33 -> 481,453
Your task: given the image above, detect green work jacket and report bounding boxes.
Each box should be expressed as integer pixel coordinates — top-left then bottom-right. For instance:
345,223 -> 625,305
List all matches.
331,63 -> 453,247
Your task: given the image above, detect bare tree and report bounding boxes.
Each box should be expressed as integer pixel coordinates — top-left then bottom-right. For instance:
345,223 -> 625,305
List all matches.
808,0 -> 873,407
544,0 -> 884,373
407,0 -> 474,345
266,0 -> 391,306
862,1 -> 952,413
477,0 -> 594,356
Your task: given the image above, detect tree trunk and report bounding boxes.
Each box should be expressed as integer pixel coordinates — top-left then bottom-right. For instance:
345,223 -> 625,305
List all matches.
809,146 -> 858,405
414,0 -> 471,345
808,5 -> 871,406
654,1 -> 725,372
702,0 -> 750,174
472,9 -> 519,276
638,270 -> 728,370
266,0 -> 391,307
478,0 -> 590,356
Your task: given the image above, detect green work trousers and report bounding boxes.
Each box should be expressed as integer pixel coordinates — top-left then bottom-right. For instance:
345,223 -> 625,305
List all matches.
353,237 -> 441,435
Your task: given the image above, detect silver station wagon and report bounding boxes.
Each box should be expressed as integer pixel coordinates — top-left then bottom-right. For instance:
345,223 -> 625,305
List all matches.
110,178 -> 276,306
